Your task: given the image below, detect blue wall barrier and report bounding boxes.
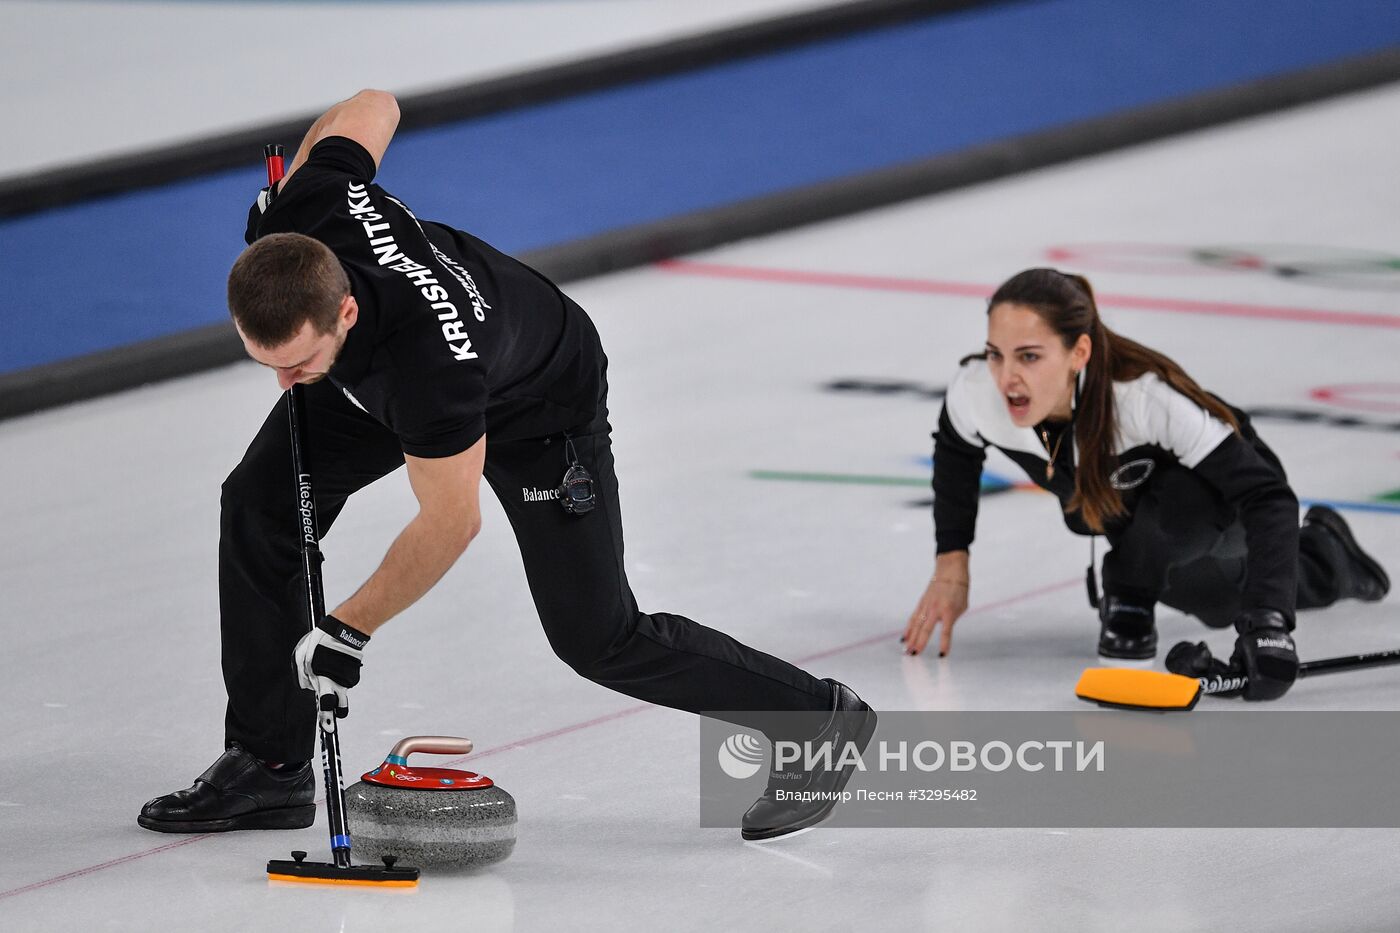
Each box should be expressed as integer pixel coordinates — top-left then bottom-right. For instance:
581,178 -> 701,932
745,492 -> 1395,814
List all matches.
4,0 -> 1400,375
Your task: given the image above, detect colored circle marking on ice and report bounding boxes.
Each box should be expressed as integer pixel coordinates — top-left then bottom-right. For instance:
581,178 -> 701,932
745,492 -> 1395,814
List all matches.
1047,244 -> 1400,290
1309,383 -> 1400,415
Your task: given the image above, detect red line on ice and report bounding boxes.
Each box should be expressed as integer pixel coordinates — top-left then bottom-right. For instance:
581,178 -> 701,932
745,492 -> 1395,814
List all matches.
0,575 -> 1080,900
654,258 -> 1400,330
0,834 -> 213,902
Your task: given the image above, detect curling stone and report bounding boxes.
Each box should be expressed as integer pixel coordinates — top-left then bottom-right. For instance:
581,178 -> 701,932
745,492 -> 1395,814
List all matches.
346,736 -> 516,868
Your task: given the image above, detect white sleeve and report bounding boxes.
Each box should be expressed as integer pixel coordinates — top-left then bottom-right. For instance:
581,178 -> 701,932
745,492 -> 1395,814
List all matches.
942,362 -> 988,449
1128,375 -> 1233,468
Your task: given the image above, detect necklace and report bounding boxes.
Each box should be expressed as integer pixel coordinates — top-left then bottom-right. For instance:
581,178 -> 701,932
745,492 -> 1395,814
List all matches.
1039,426 -> 1066,481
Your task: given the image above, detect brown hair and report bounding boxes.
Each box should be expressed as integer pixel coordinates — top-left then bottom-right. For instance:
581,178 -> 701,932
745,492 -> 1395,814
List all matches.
984,268 -> 1240,532
227,233 -> 349,346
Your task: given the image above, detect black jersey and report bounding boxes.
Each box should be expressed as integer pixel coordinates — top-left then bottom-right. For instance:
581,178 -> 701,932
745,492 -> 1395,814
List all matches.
932,358 -> 1299,616
249,137 -> 603,458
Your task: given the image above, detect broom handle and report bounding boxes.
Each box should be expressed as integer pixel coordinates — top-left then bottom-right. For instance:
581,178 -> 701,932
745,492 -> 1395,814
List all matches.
1197,645 -> 1400,695
264,143 -> 285,189
266,143 -> 353,870
1301,647 -> 1400,677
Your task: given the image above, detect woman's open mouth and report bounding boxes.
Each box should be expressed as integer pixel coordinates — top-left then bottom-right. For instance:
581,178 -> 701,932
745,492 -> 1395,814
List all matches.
1006,392 -> 1030,417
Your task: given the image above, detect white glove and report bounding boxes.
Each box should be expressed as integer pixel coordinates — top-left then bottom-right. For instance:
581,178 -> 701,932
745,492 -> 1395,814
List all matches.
293,615 -> 370,718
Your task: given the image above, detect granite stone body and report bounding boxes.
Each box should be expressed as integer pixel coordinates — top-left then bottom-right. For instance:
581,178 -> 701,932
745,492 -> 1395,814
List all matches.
347,780 -> 517,867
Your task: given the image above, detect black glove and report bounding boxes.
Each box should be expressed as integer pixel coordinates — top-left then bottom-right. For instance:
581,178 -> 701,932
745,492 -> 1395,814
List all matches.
1165,640 -> 1245,698
293,615 -> 370,718
1229,608 -> 1298,702
245,186 -> 274,245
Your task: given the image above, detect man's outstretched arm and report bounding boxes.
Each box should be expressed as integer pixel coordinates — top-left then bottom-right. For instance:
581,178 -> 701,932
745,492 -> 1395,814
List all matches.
279,88 -> 400,192
329,435 -> 486,635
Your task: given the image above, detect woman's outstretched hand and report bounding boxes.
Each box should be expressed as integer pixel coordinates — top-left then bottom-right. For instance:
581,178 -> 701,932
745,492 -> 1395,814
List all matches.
903,552 -> 970,656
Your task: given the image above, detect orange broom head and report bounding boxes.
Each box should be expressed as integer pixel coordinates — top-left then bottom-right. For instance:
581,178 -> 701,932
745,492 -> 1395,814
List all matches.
266,857 -> 420,887
1074,667 -> 1202,712
267,872 -> 418,888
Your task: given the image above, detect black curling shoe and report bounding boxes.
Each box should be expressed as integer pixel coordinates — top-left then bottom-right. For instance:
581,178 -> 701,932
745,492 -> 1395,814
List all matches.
741,679 -> 877,842
138,743 -> 315,833
1303,505 -> 1390,602
1098,596 -> 1158,660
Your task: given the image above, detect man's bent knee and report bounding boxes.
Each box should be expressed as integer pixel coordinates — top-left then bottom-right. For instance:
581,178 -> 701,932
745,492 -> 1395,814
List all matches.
543,610 -> 638,682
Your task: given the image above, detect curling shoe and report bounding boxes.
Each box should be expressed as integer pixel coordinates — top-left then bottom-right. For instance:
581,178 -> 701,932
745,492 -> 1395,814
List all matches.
740,679 -> 877,842
1303,505 -> 1390,602
138,743 -> 315,833
1097,596 -> 1157,660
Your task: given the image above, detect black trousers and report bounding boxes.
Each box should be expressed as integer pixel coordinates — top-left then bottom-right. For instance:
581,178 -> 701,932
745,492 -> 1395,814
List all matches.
219,379 -> 831,762
1101,464 -> 1345,629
